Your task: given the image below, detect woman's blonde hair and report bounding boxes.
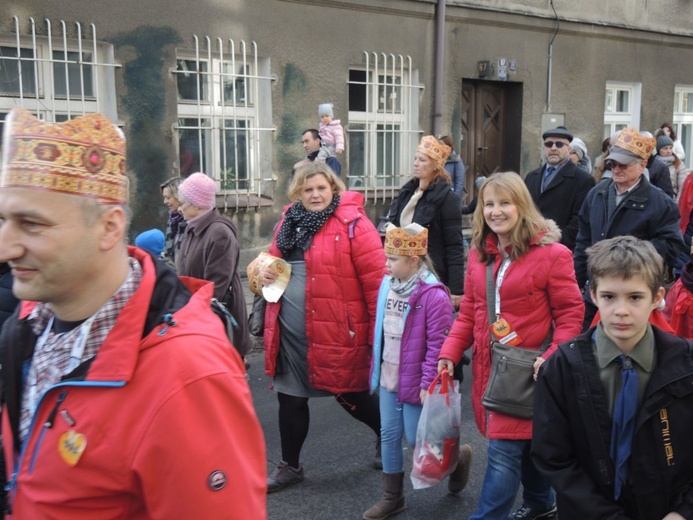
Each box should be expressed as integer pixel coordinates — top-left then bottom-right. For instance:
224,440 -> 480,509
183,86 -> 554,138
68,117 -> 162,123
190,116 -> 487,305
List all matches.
426,164 -> 452,187
160,176 -> 183,198
288,162 -> 346,202
471,171 -> 549,263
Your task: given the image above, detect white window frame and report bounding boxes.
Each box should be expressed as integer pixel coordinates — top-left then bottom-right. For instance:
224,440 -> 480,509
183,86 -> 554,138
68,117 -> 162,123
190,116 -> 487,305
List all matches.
603,81 -> 641,139
174,37 -> 274,207
0,16 -> 119,142
347,52 -> 422,202
673,84 -> 693,168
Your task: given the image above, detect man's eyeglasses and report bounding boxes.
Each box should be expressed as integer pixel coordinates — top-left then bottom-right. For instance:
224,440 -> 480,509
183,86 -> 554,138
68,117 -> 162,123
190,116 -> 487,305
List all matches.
543,141 -> 568,149
605,160 -> 635,170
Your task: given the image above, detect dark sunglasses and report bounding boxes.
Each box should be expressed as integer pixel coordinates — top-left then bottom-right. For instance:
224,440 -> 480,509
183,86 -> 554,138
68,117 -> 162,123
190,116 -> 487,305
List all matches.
543,141 -> 568,149
605,160 -> 635,170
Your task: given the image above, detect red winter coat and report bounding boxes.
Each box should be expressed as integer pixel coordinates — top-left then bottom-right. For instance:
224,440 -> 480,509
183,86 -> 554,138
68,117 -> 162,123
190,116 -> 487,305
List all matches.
439,224 -> 584,439
0,248 -> 266,519
264,191 -> 386,393
663,277 -> 693,341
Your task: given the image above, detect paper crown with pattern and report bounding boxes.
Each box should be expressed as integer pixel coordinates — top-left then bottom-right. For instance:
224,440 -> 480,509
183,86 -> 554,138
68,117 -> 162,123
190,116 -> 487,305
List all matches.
0,107 -> 128,205
417,135 -> 451,169
384,223 -> 429,256
609,127 -> 655,161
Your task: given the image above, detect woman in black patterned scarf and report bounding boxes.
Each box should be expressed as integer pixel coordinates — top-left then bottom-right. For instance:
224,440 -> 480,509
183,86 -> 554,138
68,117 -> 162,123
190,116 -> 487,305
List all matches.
262,163 -> 386,493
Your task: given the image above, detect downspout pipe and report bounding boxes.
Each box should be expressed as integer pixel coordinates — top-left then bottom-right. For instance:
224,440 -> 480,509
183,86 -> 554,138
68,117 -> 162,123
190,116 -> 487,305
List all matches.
433,0 -> 445,135
546,0 -> 559,112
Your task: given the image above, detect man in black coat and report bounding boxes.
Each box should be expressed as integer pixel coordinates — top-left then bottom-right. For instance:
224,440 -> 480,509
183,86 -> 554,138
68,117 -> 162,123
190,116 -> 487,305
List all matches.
525,127 -> 595,251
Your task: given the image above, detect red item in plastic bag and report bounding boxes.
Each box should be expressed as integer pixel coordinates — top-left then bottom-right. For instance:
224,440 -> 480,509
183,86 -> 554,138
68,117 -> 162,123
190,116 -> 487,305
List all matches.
411,370 -> 462,489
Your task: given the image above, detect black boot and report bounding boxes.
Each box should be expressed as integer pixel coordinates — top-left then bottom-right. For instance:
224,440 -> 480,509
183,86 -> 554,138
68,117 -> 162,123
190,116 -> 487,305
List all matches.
363,472 -> 406,520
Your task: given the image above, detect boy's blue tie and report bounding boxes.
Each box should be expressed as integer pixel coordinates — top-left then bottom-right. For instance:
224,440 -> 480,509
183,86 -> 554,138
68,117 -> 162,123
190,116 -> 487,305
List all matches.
610,354 -> 638,500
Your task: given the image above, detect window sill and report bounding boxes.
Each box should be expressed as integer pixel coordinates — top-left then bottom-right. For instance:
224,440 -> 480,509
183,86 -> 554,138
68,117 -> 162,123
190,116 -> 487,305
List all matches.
215,193 -> 274,209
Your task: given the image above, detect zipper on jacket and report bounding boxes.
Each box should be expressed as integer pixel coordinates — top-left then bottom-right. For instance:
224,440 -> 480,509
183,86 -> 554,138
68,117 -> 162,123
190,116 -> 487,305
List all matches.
158,313 -> 178,336
8,380 -> 126,510
28,391 -> 67,473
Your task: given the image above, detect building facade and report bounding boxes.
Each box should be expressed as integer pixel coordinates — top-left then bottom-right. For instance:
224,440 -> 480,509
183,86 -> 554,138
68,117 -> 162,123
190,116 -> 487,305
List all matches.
2,0 -> 692,253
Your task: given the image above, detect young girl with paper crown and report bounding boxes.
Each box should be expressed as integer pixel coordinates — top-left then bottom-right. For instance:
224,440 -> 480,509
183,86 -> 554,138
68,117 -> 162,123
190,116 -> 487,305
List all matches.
317,103 -> 345,162
363,223 -> 472,520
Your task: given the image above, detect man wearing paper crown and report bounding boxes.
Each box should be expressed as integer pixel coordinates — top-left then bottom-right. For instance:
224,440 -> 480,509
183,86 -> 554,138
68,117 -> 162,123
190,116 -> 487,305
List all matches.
573,126 -> 684,329
0,108 -> 266,519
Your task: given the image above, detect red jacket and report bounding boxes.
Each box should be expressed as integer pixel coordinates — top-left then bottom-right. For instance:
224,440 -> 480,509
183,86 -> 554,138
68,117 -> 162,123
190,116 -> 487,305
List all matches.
439,225 -> 584,439
663,280 -> 693,340
264,191 -> 386,393
0,247 -> 266,519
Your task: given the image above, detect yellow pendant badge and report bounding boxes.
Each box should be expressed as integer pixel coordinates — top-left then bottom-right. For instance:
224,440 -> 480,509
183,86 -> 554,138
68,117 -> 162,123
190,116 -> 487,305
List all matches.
58,430 -> 87,466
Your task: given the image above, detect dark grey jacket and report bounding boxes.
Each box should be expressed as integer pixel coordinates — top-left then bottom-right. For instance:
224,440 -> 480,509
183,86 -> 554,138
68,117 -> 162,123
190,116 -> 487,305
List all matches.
573,175 -> 684,288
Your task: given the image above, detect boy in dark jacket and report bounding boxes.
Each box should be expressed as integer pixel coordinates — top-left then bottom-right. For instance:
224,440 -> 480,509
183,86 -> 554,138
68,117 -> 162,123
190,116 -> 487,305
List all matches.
532,236 -> 693,520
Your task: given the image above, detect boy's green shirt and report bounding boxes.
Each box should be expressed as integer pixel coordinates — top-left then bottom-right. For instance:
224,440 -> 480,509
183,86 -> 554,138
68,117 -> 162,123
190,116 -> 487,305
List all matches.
593,323 -> 656,417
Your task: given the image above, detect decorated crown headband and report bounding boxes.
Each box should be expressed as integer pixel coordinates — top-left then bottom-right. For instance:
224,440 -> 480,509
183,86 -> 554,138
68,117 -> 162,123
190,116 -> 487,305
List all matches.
0,107 -> 128,205
613,127 -> 655,160
417,135 -> 451,168
385,226 -> 429,256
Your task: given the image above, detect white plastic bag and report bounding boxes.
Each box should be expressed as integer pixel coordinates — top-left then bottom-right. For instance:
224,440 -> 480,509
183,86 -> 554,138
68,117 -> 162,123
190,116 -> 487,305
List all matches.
411,370 -> 462,489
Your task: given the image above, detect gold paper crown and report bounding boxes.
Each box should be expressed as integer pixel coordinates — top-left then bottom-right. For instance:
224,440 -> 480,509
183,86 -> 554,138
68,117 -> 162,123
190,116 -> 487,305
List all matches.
417,135 -> 451,168
612,127 -> 655,160
246,252 -> 291,297
247,255 -> 266,297
0,107 -> 128,205
385,225 -> 429,256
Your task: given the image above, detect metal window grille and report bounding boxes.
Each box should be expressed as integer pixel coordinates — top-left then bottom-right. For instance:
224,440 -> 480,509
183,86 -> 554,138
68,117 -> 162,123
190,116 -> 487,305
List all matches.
347,52 -> 422,203
174,35 -> 275,209
0,15 -> 120,142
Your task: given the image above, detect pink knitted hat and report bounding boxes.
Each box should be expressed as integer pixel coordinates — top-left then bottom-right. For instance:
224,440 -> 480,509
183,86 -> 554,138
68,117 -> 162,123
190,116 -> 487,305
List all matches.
179,172 -> 216,209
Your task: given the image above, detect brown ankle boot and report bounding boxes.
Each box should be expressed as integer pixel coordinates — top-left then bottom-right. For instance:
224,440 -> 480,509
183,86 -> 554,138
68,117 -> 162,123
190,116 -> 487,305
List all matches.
362,472 -> 406,520
448,443 -> 473,494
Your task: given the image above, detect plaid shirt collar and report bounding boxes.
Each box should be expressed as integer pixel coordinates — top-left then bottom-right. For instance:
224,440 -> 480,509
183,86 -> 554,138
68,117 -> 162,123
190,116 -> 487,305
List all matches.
20,258 -> 143,443
28,257 -> 142,339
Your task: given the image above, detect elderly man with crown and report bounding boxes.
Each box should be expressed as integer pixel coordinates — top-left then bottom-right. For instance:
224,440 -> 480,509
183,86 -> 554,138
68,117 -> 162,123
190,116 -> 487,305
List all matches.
0,108 -> 266,519
573,126 -> 685,329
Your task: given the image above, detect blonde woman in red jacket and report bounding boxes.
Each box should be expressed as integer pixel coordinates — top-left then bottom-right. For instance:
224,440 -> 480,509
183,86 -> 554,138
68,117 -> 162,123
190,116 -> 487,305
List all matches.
261,163 -> 386,493
438,171 -> 584,520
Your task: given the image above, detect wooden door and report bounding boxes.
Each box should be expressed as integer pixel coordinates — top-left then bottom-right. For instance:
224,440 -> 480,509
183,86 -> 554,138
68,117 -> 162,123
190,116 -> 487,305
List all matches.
460,81 -> 509,201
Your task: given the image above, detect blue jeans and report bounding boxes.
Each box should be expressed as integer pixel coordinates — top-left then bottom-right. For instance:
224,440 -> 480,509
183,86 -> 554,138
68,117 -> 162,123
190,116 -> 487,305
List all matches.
379,387 -> 422,474
470,439 -> 555,520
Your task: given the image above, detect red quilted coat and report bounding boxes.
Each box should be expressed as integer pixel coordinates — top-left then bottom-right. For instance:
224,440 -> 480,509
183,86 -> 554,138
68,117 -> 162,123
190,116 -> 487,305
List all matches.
264,191 -> 386,393
439,223 -> 583,439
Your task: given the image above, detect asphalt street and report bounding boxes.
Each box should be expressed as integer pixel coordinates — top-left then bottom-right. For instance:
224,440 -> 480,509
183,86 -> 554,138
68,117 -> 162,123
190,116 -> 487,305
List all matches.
247,348 -> 489,520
